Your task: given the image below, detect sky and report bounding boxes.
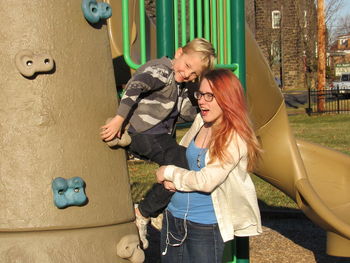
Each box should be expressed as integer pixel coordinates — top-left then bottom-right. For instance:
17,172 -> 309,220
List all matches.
325,0 -> 350,37
337,1 -> 350,18
326,0 -> 350,19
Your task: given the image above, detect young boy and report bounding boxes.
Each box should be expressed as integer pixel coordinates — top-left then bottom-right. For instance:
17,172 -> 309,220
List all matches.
100,38 -> 216,248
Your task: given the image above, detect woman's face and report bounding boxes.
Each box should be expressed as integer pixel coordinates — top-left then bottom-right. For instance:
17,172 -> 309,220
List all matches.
197,78 -> 223,125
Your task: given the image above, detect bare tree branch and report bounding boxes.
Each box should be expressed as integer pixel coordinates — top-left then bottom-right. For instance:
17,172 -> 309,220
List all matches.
335,14 -> 350,36
324,0 -> 346,43
325,0 -> 344,25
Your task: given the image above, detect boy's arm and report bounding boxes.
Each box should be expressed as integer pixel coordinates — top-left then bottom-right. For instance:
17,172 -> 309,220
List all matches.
178,96 -> 199,123
100,64 -> 171,141
117,67 -> 172,119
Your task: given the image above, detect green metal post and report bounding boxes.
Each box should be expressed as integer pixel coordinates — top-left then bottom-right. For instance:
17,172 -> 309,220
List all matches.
236,237 -> 249,263
231,0 -> 246,90
156,0 -> 174,58
218,0 -> 224,64
204,0 -> 210,40
196,0 -> 203,38
211,0 -> 217,52
226,0 -> 232,65
232,0 -> 248,262
139,0 -> 146,64
174,0 -> 179,49
189,0 -> 195,40
122,0 -> 146,69
181,0 -> 187,46
223,239 -> 237,263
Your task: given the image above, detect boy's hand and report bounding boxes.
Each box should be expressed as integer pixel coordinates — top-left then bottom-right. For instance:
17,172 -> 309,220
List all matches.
100,115 -> 124,141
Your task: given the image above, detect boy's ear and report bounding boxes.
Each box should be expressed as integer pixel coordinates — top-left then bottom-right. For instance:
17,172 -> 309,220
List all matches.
174,48 -> 183,59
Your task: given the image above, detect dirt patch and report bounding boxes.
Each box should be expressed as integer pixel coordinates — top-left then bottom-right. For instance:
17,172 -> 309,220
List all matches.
250,215 -> 350,263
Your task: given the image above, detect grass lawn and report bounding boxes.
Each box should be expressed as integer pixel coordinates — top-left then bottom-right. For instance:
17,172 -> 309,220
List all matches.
128,114 -> 350,210
288,114 -> 350,155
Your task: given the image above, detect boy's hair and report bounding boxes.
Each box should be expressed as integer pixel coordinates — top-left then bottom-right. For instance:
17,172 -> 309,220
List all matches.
182,38 -> 216,71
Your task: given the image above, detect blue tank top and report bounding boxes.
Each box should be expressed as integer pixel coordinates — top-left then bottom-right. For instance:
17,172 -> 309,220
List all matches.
167,139 -> 217,224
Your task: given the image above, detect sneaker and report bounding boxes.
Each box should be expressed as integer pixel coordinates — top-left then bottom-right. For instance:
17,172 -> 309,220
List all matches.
134,204 -> 150,249
151,214 -> 163,231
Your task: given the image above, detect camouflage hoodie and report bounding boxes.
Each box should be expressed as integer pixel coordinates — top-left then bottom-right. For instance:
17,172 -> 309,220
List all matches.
117,57 -> 196,133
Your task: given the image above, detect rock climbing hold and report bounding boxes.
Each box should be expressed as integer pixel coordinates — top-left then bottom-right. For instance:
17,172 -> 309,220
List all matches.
52,177 -> 87,209
81,0 -> 112,24
15,49 -> 54,78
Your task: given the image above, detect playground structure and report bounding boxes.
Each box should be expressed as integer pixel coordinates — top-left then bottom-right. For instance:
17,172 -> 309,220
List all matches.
107,0 -> 350,260
0,1 -> 349,263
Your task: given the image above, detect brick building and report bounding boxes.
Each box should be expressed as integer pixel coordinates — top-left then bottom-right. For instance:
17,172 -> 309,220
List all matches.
249,0 -> 317,90
328,33 -> 350,77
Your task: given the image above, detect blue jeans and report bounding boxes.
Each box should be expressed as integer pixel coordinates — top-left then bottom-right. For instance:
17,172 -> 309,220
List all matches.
160,210 -> 225,263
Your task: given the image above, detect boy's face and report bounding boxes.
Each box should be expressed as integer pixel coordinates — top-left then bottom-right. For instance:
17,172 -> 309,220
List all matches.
173,48 -> 206,83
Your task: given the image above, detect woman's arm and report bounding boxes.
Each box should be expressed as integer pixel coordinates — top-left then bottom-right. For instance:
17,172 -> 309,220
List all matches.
157,135 -> 247,193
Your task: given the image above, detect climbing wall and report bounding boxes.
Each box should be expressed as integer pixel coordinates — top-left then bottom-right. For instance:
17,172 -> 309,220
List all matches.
0,0 -> 142,262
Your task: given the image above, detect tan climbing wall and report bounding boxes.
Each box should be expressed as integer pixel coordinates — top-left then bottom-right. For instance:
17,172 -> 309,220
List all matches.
0,0 -> 134,244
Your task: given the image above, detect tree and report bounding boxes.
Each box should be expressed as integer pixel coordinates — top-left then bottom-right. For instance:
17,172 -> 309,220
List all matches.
324,0 -> 345,43
317,0 -> 326,112
334,14 -> 350,37
293,0 -> 318,91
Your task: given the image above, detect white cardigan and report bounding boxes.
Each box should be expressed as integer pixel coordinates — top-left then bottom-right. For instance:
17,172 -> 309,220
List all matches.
164,114 -> 262,242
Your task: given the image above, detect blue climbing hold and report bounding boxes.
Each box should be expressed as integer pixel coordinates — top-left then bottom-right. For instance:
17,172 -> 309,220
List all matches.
81,0 -> 112,24
52,177 -> 87,209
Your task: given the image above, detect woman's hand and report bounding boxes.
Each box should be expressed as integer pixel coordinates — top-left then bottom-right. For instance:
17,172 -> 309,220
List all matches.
156,166 -> 167,183
156,166 -> 176,191
163,181 -> 176,192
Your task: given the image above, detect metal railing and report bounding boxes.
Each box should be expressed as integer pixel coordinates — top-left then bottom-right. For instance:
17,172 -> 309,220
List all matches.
307,88 -> 350,115
121,0 -> 147,69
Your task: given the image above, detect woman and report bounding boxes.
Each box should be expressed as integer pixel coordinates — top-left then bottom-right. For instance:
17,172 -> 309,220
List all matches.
156,68 -> 262,263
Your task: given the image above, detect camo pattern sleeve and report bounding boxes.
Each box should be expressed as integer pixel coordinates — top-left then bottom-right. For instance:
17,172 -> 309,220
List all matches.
116,61 -> 173,119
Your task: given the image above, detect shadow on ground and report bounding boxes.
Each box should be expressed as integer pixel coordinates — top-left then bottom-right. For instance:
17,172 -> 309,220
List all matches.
143,203 -> 350,263
283,91 -> 308,109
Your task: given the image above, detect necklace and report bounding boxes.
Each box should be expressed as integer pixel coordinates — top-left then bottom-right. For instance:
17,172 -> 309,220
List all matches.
196,126 -> 210,168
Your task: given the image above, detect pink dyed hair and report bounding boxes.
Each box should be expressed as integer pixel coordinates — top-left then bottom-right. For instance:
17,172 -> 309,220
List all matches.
202,68 -> 260,171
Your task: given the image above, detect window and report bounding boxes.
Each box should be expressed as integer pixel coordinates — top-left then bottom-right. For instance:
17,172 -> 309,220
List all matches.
271,41 -> 281,63
272,10 -> 281,29
315,41 -> 318,57
340,39 -> 348,47
341,74 -> 349,81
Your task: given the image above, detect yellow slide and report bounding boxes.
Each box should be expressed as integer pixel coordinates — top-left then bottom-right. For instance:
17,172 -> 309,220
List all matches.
247,29 -> 350,257
106,2 -> 350,257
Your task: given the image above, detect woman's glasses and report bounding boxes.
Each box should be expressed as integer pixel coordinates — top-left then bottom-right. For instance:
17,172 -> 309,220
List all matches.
194,91 -> 215,102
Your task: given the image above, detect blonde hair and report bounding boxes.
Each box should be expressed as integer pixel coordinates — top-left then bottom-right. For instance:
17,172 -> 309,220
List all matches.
182,38 -> 216,71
